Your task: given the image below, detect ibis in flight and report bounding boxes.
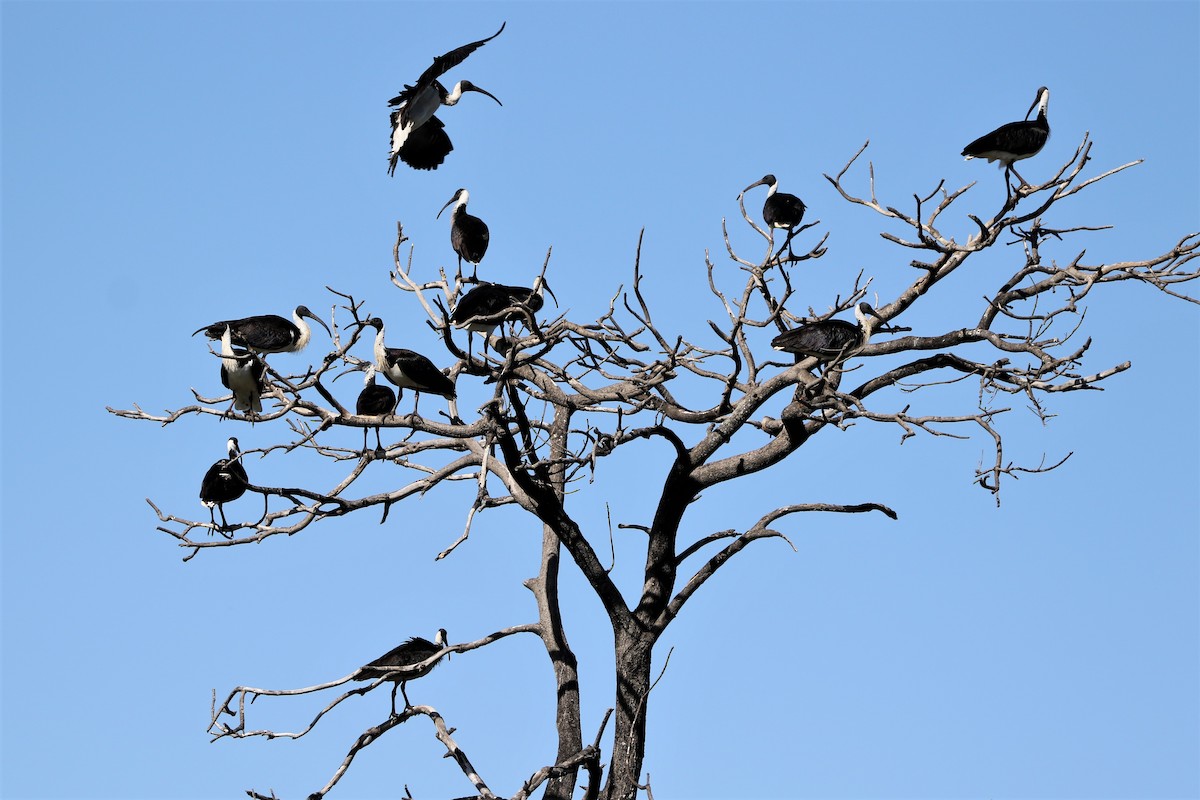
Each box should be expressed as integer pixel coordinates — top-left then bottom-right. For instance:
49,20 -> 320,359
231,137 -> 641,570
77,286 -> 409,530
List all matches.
219,326 -> 266,415
438,188 -> 490,279
450,277 -> 555,358
353,629 -> 450,715
360,317 -> 456,416
355,364 -> 398,456
387,22 -> 505,173
962,86 -> 1050,195
199,437 -> 249,531
194,305 -> 331,356
771,302 -> 886,362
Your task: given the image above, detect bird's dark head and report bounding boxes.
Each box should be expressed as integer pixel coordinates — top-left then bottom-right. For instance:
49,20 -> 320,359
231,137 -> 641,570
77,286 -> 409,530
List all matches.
855,302 -> 886,331
458,80 -> 502,106
437,188 -> 469,219
295,305 -> 332,336
741,174 -> 777,195
353,317 -> 385,334
436,628 -> 450,661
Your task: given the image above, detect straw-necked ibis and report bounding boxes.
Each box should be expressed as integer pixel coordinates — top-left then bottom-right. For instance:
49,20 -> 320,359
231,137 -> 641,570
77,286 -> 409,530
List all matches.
356,364 -> 398,455
387,23 -> 505,173
219,326 -> 265,415
438,188 -> 490,278
450,277 -> 555,357
743,174 -> 806,236
353,629 -> 450,715
199,437 -> 248,530
360,317 -> 456,416
194,305 -> 331,355
771,302 -> 886,361
962,87 -> 1050,194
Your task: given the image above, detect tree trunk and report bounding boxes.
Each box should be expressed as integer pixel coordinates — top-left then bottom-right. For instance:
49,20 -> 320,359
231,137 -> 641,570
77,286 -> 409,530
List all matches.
603,626 -> 654,800
538,535 -> 583,800
542,409 -> 583,800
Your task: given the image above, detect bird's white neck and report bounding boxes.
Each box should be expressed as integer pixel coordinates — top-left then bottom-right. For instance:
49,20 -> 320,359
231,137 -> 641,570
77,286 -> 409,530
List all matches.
292,310 -> 312,351
373,326 -> 388,368
444,81 -> 465,106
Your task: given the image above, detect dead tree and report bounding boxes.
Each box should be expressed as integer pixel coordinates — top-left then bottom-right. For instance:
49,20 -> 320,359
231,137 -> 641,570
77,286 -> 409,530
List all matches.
110,134 -> 1199,800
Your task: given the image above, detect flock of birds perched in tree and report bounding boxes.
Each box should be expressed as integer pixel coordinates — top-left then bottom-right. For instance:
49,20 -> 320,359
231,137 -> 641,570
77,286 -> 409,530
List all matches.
192,21 -> 1052,713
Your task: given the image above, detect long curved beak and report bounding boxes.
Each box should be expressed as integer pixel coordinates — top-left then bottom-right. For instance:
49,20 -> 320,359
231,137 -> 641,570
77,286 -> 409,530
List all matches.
741,178 -> 767,195
302,309 -> 332,337
1024,92 -> 1041,121
540,277 -> 559,308
466,84 -> 502,106
436,196 -> 456,220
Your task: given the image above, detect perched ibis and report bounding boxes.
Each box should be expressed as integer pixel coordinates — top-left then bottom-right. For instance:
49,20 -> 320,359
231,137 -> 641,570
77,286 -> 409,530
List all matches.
194,305 -> 331,355
199,437 -> 249,531
771,302 -> 886,362
387,23 -> 505,173
438,188 -> 490,278
742,174 -> 806,238
354,629 -> 450,715
361,317 -> 456,416
219,326 -> 265,415
450,277 -> 556,357
355,364 -> 398,455
962,86 -> 1051,193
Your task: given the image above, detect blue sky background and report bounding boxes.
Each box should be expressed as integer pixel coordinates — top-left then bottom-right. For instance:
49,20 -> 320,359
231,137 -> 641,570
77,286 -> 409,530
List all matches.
2,2 -> 1197,799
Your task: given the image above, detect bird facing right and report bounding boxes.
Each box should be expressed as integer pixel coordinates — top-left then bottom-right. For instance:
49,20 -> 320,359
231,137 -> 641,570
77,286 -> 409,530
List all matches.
961,86 -> 1051,194
354,629 -> 450,715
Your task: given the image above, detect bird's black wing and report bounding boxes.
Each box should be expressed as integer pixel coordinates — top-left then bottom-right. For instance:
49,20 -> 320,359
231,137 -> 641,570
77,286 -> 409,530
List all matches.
397,115 -> 452,171
357,384 -> 398,416
390,349 -> 457,398
962,120 -> 1048,159
451,284 -> 535,323
408,22 -> 506,95
235,317 -> 296,352
360,636 -> 439,671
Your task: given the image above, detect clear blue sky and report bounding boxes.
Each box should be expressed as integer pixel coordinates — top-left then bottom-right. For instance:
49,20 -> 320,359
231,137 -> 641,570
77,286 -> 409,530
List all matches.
2,2 -> 1197,799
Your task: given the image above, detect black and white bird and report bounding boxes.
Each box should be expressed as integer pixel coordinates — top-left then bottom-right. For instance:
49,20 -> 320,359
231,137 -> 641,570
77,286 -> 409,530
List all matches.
219,326 -> 266,415
199,437 -> 249,531
355,364 -> 398,456
771,302 -> 886,362
361,317 -> 456,416
438,188 -> 490,279
353,629 -> 450,715
742,174 -> 806,238
962,86 -> 1051,193
387,23 -> 505,173
194,305 -> 331,355
450,278 -> 555,358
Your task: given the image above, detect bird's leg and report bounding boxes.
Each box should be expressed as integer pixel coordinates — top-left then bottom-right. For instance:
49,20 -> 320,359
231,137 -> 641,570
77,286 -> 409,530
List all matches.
362,427 -> 370,454
374,427 -> 386,460
217,504 -> 233,539
411,391 -> 422,419
389,683 -> 400,717
1008,163 -> 1031,190
400,681 -> 413,709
